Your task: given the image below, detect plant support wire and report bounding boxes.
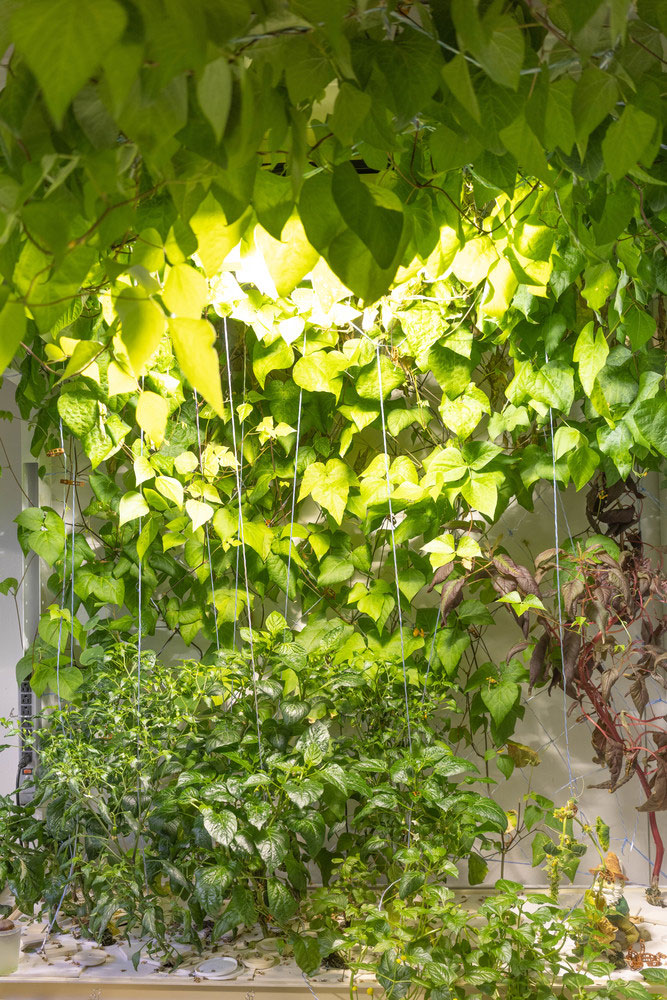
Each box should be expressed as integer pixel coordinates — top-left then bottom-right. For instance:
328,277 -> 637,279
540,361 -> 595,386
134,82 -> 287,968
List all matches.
193,389 -> 220,651
223,318 -> 264,769
284,329 -> 307,624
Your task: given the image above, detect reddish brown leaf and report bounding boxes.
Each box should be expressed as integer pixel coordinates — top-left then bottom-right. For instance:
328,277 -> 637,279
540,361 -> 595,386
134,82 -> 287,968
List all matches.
428,561 -> 453,592
529,632 -> 549,691
440,577 -> 465,618
637,759 -> 667,813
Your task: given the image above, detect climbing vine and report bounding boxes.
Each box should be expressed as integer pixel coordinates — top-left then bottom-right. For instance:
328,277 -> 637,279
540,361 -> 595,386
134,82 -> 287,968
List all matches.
0,0 -> 666,901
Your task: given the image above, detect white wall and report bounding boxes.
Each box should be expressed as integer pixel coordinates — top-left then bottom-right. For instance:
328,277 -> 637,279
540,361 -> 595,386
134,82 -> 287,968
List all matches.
0,378 -> 25,796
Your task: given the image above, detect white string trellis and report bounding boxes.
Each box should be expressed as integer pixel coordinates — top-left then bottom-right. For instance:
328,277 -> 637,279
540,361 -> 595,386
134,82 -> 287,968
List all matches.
193,389 -> 220,651
284,329 -> 308,624
54,419 -> 68,726
546,365 -> 576,799
375,344 -> 413,757
136,379 -> 149,890
41,423 -> 77,949
223,318 -> 264,768
232,346 -> 247,651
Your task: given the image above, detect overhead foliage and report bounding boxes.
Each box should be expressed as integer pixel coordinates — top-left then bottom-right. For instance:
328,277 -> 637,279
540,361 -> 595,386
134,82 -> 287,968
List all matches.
2,0 -> 664,690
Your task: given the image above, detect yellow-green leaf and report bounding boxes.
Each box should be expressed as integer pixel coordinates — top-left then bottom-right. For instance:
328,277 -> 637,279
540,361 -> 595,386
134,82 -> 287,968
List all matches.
155,475 -> 184,508
163,263 -> 208,319
136,391 -> 168,448
107,360 -> 138,396
255,215 -> 319,297
133,454 -> 154,486
168,317 -> 224,416
119,490 -> 149,526
0,299 -> 27,376
116,287 -> 167,375
185,498 -> 214,532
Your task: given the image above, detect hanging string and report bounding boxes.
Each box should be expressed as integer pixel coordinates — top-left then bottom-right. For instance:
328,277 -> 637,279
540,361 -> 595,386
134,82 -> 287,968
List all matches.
284,329 -> 307,623
136,377 -> 148,889
40,424 -> 77,948
54,419 -> 68,727
546,366 -> 575,797
232,343 -> 247,652
223,318 -> 263,768
193,389 -> 220,650
69,453 -> 76,676
376,343 -> 413,758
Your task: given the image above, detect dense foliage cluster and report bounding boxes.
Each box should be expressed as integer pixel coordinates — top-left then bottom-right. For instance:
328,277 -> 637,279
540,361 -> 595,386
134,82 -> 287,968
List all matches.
0,0 -> 666,994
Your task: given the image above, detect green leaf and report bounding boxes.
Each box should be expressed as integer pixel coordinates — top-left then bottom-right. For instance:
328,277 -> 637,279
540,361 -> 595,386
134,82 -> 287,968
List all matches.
641,969 -> 667,985
531,831 -> 552,866
116,288 -> 167,375
435,627 -> 470,677
461,471 -> 499,518
481,679 -> 519,726
0,299 -> 27,376
573,323 -> 609,396
169,317 -> 224,416
582,263 -> 616,312
468,853 -> 488,885
397,568 -> 425,602
621,306 -> 656,351
253,170 -> 293,241
602,105 -> 657,183
266,878 -> 297,923
568,445 -> 600,491
119,491 -> 149,526
253,337 -> 294,390
572,67 -> 618,155
318,555 -> 354,587
256,827 -> 289,870
330,81 -> 372,144
134,455 -> 154,487
202,807 -> 237,847
331,161 -> 404,270
633,398 -> 667,457
197,56 -> 232,142
298,459 -> 357,524
57,391 -> 97,438
499,115 -> 551,183
441,53 -> 480,122
136,391 -> 168,449
12,0 -> 127,126
355,354 -> 406,401
243,520 -> 273,561
399,302 -> 443,358
136,517 -> 159,560
293,349 -> 349,399
292,933 -> 320,974
473,11 -> 524,90
194,865 -> 233,913
59,340 -> 103,383
553,425 -> 582,460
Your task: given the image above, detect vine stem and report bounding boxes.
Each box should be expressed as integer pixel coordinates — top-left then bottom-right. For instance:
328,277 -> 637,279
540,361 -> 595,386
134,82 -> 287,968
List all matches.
635,766 -> 665,883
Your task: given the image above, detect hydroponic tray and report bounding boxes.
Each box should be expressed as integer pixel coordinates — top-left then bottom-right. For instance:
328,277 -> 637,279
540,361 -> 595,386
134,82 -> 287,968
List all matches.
2,887 -> 667,998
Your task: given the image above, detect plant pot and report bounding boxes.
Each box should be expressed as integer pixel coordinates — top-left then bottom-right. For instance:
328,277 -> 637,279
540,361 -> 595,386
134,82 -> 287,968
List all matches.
0,924 -> 21,975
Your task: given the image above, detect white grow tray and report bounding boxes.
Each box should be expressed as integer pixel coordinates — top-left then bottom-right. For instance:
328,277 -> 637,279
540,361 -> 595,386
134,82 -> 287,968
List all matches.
1,887 -> 667,998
